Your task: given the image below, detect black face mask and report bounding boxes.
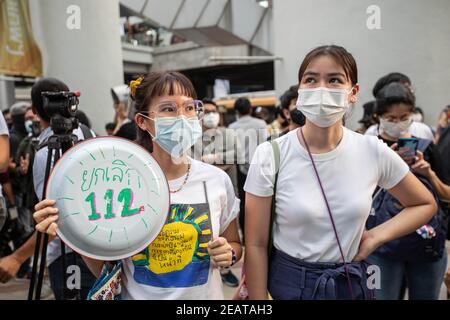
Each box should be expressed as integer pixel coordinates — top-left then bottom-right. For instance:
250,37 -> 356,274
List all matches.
290,109 -> 305,126
277,106 -> 289,127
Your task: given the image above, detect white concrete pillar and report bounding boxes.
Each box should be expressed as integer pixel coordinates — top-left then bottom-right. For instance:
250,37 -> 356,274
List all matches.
0,79 -> 15,111
29,0 -> 124,134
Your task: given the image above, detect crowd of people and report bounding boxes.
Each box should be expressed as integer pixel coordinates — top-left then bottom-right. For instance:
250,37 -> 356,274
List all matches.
122,17 -> 186,48
0,44 -> 450,300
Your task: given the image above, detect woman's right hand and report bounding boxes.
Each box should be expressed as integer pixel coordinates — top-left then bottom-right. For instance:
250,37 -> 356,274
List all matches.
33,199 -> 59,238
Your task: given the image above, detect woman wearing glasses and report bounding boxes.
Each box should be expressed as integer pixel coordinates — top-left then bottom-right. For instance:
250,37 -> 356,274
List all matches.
32,71 -> 242,300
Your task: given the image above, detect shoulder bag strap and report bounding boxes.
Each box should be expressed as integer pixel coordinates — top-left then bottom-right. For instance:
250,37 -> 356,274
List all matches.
268,140 -> 280,256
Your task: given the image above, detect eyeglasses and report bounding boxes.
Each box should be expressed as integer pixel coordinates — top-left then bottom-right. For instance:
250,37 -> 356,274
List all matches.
143,100 -> 204,119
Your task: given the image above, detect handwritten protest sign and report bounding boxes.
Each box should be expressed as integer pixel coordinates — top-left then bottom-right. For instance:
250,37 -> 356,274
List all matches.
46,137 -> 170,261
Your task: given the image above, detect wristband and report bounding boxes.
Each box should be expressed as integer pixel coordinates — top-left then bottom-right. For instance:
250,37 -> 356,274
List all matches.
230,248 -> 237,266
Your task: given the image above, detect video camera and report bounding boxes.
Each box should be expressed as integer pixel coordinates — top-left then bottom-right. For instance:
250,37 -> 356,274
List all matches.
42,91 -> 80,134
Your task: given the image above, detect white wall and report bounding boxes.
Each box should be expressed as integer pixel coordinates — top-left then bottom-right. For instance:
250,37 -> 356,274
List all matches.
273,0 -> 450,130
0,79 -> 15,111
29,0 -> 124,135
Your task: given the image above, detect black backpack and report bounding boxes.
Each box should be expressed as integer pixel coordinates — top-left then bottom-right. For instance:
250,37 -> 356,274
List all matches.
366,138 -> 449,262
367,175 -> 448,262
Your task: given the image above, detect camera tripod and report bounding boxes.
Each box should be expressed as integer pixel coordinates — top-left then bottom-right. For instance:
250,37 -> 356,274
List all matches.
28,114 -> 80,300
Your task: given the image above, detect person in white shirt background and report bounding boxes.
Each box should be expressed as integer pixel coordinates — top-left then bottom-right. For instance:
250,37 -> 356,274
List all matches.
365,72 -> 434,141
244,45 -> 438,300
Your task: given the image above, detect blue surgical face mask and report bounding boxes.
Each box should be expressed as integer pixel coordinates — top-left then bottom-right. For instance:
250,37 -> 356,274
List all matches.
140,114 -> 202,158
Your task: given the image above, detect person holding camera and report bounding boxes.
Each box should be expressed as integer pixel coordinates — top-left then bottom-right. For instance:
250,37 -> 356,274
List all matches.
0,78 -> 97,300
365,82 -> 449,300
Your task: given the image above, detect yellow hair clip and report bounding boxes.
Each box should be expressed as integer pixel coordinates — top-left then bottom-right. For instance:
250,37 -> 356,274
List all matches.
130,76 -> 144,99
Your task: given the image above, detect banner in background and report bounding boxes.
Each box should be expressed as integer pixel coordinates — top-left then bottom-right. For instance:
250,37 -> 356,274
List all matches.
0,0 -> 42,77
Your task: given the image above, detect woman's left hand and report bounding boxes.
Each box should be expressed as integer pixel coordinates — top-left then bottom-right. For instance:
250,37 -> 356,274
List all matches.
353,230 -> 381,262
207,237 -> 233,268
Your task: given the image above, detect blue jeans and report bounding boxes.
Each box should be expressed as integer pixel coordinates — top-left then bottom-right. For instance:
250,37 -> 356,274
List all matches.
48,252 -> 97,300
366,253 -> 447,300
268,249 -> 374,300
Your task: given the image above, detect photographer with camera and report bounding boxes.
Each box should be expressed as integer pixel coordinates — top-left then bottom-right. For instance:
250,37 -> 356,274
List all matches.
0,78 -> 96,300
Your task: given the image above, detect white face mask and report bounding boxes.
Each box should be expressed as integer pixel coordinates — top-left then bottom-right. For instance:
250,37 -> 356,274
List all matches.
296,87 -> 353,128
202,112 -> 220,129
379,118 -> 412,138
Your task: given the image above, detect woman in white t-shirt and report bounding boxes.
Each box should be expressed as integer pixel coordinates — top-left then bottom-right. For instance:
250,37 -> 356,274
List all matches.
244,45 -> 437,300
33,71 -> 242,300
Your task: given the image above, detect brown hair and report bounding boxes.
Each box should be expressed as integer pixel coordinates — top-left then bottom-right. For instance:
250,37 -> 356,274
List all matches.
132,71 -> 197,152
297,45 -> 358,86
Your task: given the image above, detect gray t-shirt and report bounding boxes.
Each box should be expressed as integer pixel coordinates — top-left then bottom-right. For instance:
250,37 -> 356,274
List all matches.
228,115 -> 268,175
0,112 -> 10,197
